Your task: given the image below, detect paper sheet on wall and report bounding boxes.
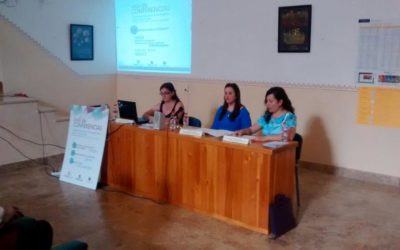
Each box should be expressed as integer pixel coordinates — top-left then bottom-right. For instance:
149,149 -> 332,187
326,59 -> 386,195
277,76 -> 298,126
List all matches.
357,87 -> 374,124
357,87 -> 400,127
373,88 -> 400,127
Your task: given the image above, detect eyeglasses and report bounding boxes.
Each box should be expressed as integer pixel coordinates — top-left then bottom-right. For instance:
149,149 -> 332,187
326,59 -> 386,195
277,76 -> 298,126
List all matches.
160,91 -> 172,96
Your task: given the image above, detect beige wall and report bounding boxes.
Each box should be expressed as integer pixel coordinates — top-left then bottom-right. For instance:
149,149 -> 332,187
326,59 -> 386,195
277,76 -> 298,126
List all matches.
0,18 -> 116,112
117,75 -> 400,178
0,99 -> 67,165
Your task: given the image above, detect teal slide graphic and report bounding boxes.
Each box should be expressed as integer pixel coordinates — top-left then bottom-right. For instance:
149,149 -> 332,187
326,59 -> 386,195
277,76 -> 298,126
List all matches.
115,0 -> 192,74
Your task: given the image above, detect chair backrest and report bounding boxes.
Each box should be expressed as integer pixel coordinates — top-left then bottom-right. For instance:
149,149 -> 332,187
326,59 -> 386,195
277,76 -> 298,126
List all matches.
188,116 -> 202,127
293,133 -> 303,162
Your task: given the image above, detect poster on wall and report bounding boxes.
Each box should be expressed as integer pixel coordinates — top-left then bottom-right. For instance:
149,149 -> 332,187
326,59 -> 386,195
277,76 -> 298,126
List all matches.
357,87 -> 400,127
357,19 -> 400,86
278,5 -> 312,53
70,24 -> 94,61
60,105 -> 109,190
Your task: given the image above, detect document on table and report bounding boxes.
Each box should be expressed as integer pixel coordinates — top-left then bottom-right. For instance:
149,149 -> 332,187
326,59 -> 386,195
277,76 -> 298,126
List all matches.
241,135 -> 256,140
139,123 -> 154,130
202,128 -> 233,137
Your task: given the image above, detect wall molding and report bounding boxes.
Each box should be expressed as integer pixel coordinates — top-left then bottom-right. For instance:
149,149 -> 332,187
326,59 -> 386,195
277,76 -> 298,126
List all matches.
118,73 -> 358,92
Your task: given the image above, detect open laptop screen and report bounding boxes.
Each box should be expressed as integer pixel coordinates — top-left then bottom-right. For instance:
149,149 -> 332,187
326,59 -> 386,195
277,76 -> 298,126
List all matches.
117,100 -> 138,121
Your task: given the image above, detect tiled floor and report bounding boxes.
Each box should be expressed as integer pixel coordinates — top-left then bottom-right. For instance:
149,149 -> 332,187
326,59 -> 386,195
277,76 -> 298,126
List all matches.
1,160 -> 399,249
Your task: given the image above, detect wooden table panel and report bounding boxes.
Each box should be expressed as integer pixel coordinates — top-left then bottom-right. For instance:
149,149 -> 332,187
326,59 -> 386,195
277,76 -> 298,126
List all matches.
213,148 -> 270,231
133,130 -> 168,200
105,125 -> 135,191
168,135 -> 216,213
104,125 -> 168,202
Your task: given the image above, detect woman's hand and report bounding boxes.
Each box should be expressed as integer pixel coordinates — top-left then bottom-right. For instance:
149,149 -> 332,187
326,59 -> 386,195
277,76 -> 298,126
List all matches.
234,129 -> 244,136
251,136 -> 265,142
251,134 -> 283,143
234,124 -> 260,137
234,128 -> 250,136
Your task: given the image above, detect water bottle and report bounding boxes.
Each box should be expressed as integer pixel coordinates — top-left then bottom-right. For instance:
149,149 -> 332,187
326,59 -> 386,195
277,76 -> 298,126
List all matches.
281,121 -> 288,142
112,102 -> 119,120
169,115 -> 177,131
183,113 -> 189,127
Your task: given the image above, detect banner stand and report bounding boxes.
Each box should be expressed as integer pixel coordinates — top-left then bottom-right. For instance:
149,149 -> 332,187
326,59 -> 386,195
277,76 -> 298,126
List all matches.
60,105 -> 109,190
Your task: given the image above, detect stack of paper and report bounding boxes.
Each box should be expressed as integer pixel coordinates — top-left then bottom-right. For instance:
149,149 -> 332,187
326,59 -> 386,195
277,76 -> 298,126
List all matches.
241,135 -> 256,140
179,127 -> 204,137
263,141 -> 288,149
222,135 -> 250,145
115,118 -> 134,124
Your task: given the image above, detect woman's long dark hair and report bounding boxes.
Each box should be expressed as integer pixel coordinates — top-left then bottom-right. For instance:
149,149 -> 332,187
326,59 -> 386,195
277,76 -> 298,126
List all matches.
160,82 -> 180,102
159,82 -> 184,123
219,83 -> 242,121
264,86 -> 295,123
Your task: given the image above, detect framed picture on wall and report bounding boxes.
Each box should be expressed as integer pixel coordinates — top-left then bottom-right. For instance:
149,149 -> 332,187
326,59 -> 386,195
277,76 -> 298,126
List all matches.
70,24 -> 94,60
278,5 -> 312,53
358,72 -> 374,84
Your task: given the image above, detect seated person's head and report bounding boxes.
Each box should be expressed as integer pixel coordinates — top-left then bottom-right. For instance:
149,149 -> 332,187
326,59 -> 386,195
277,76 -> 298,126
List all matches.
223,83 -> 241,107
160,82 -> 179,102
264,86 -> 294,114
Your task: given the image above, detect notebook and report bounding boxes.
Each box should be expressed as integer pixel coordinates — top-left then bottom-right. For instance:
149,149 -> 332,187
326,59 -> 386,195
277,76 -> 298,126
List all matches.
117,100 -> 148,124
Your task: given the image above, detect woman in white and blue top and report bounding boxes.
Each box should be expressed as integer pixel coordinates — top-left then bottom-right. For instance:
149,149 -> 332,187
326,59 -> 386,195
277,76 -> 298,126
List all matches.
236,86 -> 297,142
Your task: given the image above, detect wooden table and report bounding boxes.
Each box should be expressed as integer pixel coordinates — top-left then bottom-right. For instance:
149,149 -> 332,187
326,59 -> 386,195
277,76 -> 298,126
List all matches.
102,124 -> 296,234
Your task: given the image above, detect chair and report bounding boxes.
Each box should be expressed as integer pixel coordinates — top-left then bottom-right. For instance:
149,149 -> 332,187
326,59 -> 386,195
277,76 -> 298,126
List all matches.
0,216 -> 88,250
293,133 -> 303,207
188,116 -> 202,127
52,240 -> 88,250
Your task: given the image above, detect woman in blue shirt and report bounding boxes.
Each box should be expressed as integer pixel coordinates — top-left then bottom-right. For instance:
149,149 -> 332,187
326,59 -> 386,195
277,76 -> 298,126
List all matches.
236,86 -> 296,142
211,83 -> 251,131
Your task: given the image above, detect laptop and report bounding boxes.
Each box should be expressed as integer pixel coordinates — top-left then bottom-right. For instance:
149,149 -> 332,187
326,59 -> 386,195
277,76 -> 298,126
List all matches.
117,100 -> 148,124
